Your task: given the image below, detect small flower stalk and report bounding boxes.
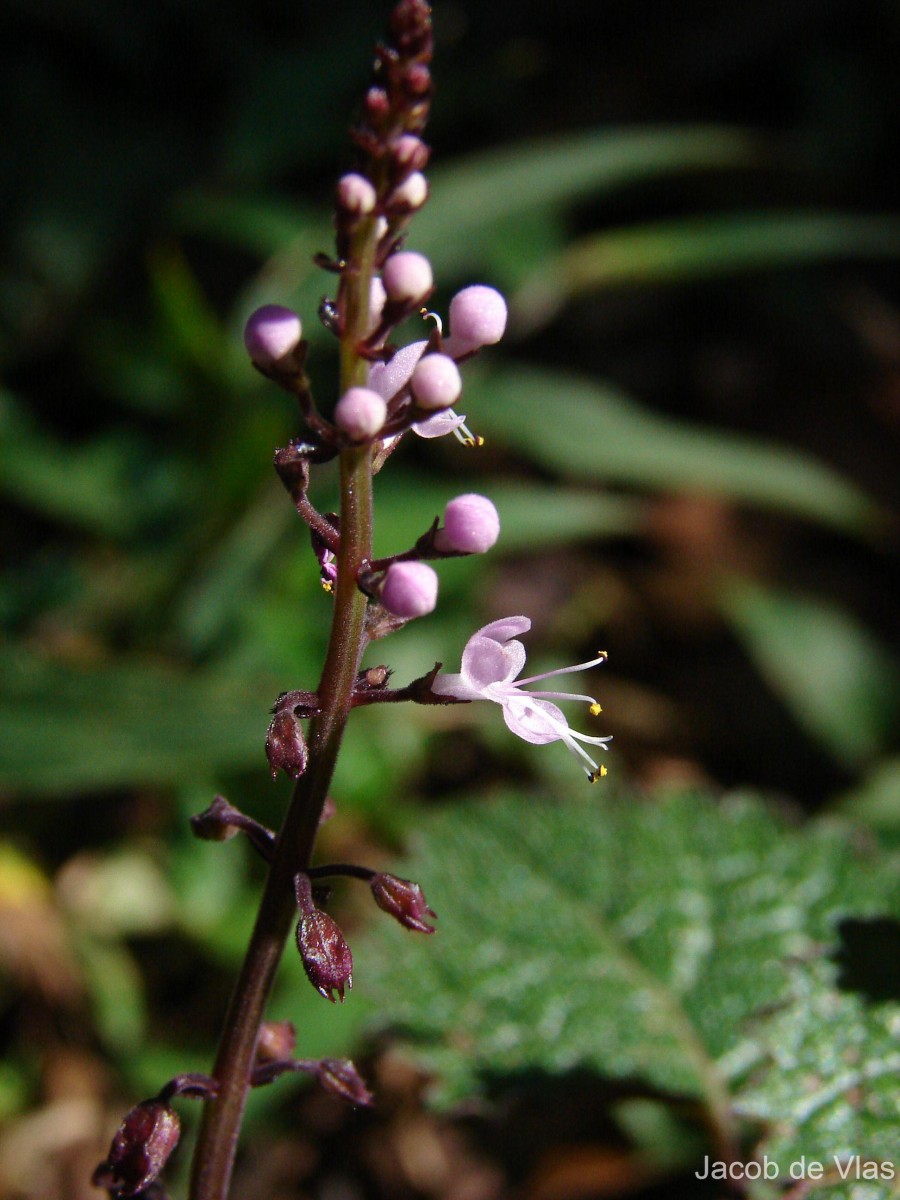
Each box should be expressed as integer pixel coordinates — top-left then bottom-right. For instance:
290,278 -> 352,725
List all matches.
106,5 -> 611,1199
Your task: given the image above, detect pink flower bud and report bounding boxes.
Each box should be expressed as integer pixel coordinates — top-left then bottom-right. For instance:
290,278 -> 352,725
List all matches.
337,172 -> 377,215
448,285 -> 508,352
393,134 -> 430,172
371,873 -> 437,933
382,251 -> 433,302
410,353 -> 461,411
243,304 -> 303,368
367,275 -> 387,333
388,171 -> 428,210
334,386 -> 387,440
435,493 -> 500,554
92,1099 -> 181,1197
380,561 -> 438,618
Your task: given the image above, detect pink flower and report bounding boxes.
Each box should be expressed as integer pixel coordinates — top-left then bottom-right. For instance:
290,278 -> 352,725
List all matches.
431,617 -> 611,780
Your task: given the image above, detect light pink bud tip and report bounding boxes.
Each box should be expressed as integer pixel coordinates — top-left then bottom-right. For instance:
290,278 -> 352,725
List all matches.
410,353 -> 462,411
389,172 -> 428,210
335,387 -> 388,440
449,285 -> 508,351
380,561 -> 438,618
243,305 -> 303,368
435,493 -> 500,554
338,173 -> 377,215
382,251 -> 434,302
394,135 -> 429,171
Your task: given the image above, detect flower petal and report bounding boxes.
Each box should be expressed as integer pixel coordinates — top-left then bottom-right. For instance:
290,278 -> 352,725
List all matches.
501,694 -> 569,745
412,410 -> 468,438
430,671 -> 481,701
367,340 -> 427,401
461,634 -> 526,691
477,616 -> 532,643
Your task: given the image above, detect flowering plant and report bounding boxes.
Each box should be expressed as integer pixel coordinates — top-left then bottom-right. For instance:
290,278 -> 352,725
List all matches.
91,6 -> 609,1198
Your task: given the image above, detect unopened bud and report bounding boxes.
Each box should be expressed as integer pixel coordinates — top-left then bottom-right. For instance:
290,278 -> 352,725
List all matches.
388,171 -> 428,210
337,172 -> 377,216
365,86 -> 390,120
393,134 -> 430,172
434,493 -> 500,554
316,1058 -> 373,1107
382,251 -> 433,302
92,1100 -> 180,1198
371,873 -> 437,933
266,710 -> 308,781
448,285 -> 508,353
410,353 -> 461,411
256,1020 -> 297,1064
404,63 -> 431,97
335,386 -> 388,440
243,305 -> 303,369
367,275 -> 388,333
380,561 -> 438,618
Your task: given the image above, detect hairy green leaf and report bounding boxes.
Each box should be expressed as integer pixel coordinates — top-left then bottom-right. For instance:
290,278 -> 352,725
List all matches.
360,790 -> 899,1195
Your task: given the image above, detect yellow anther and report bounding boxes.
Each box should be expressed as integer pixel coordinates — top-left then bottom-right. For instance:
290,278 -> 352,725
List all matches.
596,650 -> 608,659
589,703 -> 603,716
588,764 -> 609,783
321,580 -> 334,594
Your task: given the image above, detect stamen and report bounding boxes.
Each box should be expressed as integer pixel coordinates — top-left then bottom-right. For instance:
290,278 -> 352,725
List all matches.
590,702 -> 602,715
453,419 -> 484,446
420,308 -> 443,335
516,654 -> 607,687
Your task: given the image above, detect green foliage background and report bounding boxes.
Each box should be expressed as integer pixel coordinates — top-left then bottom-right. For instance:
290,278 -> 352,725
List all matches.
0,2 -> 898,1198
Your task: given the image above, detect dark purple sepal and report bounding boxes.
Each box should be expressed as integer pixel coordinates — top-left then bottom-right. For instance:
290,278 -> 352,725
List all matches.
190,796 -> 276,861
92,1099 -> 180,1198
266,710 -> 309,782
371,872 -> 437,933
317,1058 -> 374,1107
294,874 -> 353,1003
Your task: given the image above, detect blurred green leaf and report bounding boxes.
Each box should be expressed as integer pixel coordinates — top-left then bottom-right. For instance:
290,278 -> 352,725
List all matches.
0,645 -> 274,795
360,789 -> 899,1195
0,390 -> 163,537
720,580 -> 900,769
416,127 -> 762,275
471,366 -> 883,536
519,212 -> 900,325
148,246 -> 234,379
373,472 -> 644,557
74,933 -> 146,1053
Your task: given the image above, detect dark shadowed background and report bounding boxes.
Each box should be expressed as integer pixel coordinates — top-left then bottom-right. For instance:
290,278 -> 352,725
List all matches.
1,2 -> 898,1198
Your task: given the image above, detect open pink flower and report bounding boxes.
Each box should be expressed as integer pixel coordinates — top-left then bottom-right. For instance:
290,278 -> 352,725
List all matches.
431,617 -> 611,780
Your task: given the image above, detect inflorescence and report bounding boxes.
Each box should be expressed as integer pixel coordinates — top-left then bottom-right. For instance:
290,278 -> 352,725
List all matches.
93,5 -> 610,1196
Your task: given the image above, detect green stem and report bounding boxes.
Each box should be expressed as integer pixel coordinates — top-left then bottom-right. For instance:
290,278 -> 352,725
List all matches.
189,222 -> 377,1200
